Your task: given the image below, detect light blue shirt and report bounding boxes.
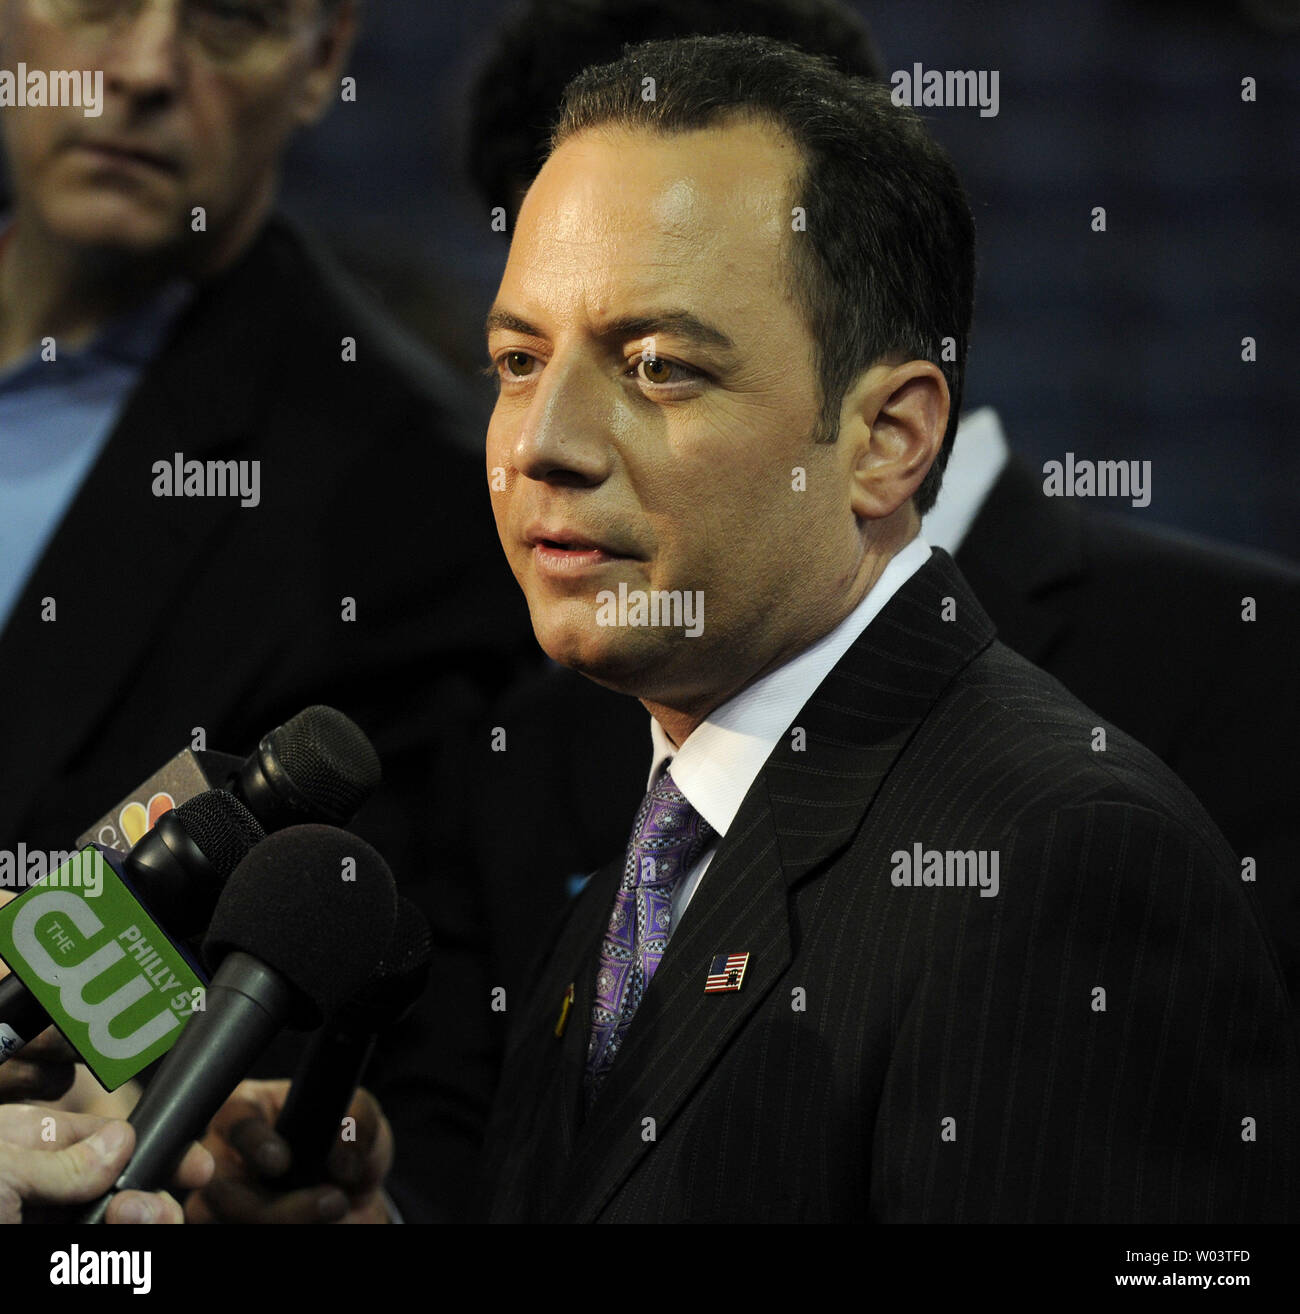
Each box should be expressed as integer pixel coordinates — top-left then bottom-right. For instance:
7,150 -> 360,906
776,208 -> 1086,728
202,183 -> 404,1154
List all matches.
0,271 -> 190,631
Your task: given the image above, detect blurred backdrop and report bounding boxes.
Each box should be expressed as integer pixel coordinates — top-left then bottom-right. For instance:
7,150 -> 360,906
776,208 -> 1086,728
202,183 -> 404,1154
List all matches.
8,0 -> 1297,556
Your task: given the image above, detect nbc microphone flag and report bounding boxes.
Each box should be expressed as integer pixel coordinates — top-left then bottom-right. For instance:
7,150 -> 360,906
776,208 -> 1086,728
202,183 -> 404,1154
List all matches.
705,952 -> 750,993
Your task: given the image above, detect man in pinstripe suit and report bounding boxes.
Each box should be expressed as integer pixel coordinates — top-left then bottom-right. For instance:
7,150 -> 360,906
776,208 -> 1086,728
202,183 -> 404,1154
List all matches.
477,35 -> 1298,1222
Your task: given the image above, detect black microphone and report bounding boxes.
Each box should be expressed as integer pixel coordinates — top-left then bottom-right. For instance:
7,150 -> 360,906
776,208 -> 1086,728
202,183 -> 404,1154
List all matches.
228,705 -> 381,831
0,791 -> 264,1065
74,704 -> 382,852
79,824 -> 397,1223
2,704 -> 381,1058
275,897 -> 433,1188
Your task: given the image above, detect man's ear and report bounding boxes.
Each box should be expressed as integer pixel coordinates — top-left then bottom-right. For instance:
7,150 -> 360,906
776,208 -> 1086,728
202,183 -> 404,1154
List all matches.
293,1 -> 359,128
842,360 -> 949,521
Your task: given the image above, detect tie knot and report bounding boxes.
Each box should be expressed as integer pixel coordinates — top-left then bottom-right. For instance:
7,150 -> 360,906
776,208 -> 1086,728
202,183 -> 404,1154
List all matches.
626,767 -> 714,889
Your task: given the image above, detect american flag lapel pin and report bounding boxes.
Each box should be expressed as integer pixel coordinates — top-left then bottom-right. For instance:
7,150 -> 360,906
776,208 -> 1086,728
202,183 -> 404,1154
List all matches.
705,952 -> 750,993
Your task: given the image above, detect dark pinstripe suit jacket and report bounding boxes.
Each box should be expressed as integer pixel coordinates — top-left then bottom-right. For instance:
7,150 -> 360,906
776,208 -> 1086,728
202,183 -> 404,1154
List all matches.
479,550 -> 1298,1222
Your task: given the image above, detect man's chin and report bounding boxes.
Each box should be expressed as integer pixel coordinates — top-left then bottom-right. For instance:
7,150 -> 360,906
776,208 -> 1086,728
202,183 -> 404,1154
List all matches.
44,193 -> 186,259
533,616 -> 665,692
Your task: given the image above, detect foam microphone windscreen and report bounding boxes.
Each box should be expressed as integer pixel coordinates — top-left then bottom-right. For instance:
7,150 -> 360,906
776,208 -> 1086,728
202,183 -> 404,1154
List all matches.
174,789 -> 265,878
268,705 -> 382,823
201,824 -> 397,1028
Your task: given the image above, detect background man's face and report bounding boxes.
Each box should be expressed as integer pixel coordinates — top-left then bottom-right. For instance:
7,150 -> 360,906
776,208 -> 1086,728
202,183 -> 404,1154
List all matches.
0,0 -> 342,256
486,119 -> 867,710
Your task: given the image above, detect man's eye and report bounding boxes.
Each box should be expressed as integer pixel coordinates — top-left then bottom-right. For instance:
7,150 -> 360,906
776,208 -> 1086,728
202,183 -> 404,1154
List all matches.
197,0 -> 269,19
632,357 -> 699,386
185,0 -> 278,43
499,351 -> 538,379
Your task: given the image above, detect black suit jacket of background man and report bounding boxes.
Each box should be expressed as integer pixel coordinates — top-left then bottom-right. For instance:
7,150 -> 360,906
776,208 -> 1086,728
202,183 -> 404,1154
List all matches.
476,454 -> 1300,1023
478,550 -> 1297,1223
0,217 -> 537,1219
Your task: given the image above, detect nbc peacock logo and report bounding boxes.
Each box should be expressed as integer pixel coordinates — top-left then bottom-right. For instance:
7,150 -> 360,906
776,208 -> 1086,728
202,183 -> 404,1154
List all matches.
118,793 -> 176,847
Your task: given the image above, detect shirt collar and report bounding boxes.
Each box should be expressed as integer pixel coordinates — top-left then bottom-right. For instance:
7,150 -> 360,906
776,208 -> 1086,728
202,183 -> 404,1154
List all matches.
93,278 -> 193,368
920,407 -> 1009,554
0,215 -> 193,378
647,535 -> 933,837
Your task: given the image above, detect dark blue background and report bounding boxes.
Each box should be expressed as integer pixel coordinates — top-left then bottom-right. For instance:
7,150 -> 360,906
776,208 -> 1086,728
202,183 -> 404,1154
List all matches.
101,2 -> 1300,555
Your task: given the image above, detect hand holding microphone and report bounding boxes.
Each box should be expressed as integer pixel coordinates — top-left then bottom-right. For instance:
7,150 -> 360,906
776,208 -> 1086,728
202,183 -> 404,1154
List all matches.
0,1104 -> 213,1225
185,900 -> 432,1224
184,1079 -> 395,1224
79,823 -> 397,1224
0,1029 -> 78,1106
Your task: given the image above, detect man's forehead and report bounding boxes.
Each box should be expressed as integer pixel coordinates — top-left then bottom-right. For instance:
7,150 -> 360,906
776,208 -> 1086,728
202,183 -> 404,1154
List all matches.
501,122 -> 797,329
521,121 -> 796,248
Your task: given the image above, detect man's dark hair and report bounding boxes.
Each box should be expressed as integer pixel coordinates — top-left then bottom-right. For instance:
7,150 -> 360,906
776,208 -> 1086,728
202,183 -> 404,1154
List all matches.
549,34 -> 975,512
464,0 -> 885,221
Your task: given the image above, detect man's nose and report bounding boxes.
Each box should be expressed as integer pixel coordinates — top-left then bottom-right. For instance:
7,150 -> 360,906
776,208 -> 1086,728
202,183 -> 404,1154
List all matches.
102,4 -> 184,104
510,352 -> 616,488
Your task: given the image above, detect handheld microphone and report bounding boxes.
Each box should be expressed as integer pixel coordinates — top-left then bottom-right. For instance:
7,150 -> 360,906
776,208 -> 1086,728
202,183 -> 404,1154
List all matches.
0,791 -> 264,1068
275,897 -> 432,1188
79,824 -> 397,1223
230,705 -> 382,831
77,704 -> 383,853
3,704 -> 380,1063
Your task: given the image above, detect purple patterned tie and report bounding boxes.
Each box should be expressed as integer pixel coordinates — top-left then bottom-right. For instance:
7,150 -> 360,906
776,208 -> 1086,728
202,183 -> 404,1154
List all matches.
584,767 -> 715,1108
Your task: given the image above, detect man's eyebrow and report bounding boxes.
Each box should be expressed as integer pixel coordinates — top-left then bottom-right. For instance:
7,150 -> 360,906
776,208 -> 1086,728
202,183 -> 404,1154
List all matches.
484,308 -> 540,341
484,306 -> 738,355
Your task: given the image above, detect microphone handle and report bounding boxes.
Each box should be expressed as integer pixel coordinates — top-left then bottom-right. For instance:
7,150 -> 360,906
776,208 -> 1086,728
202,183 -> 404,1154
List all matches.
275,1022 -> 378,1189
0,974 -> 53,1065
80,951 -> 297,1223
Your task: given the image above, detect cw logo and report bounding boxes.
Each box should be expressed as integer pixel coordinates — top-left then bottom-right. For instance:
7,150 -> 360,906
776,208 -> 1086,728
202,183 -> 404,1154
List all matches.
119,792 -> 175,846
9,890 -> 181,1060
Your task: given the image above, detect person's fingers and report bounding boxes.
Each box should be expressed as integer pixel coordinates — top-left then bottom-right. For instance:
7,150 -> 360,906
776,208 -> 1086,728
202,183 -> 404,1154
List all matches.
0,1104 -> 121,1152
227,1114 -> 290,1180
106,1189 -> 184,1225
183,1183 -> 216,1225
171,1139 -> 215,1192
2,1118 -> 133,1205
20,1028 -> 78,1065
0,1057 -> 76,1104
325,1087 -> 392,1194
200,1080 -> 293,1182
206,1079 -> 289,1139
197,1173 -> 349,1224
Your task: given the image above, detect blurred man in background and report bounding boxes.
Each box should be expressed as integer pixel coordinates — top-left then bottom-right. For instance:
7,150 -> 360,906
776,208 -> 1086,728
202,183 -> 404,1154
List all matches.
0,0 -> 533,1221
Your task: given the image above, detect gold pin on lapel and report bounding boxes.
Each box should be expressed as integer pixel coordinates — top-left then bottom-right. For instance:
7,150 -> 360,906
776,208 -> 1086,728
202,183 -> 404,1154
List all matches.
554,982 -> 575,1037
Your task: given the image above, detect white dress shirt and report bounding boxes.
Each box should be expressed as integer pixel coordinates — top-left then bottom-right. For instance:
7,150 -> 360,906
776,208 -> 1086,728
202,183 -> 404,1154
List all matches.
919,406 -> 1009,555
647,534 -> 933,940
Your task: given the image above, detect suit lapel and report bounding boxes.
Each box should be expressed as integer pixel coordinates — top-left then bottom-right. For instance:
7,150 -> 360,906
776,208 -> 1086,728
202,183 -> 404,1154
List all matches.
483,853 -> 620,1218
551,788 -> 792,1222
553,858 -> 621,1156
546,549 -> 997,1222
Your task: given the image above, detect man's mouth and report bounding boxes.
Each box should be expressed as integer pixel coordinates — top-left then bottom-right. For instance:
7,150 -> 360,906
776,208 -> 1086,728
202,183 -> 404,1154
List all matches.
525,526 -> 637,575
70,141 -> 181,175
